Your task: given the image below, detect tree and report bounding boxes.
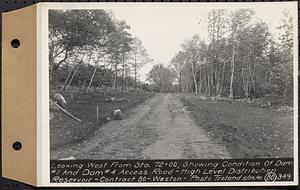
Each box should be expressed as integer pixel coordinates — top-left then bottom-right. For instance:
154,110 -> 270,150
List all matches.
49,9 -> 155,94
207,9 -> 227,96
129,38 -> 152,91
237,22 -> 269,98
147,64 -> 175,92
170,51 -> 185,92
105,20 -> 133,92
180,35 -> 207,94
228,9 -> 254,98
114,21 -> 133,92
49,10 -> 117,84
273,11 -> 293,105
167,8 -> 293,106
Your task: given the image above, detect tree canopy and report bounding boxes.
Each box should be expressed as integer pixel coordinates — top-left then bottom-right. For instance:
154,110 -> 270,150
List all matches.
49,10 -> 151,93
166,9 -> 294,105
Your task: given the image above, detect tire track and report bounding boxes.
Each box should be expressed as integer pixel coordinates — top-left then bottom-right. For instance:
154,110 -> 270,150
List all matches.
51,93 -> 231,160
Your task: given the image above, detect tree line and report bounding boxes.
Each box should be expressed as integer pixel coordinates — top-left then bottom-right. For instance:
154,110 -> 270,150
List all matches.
147,9 -> 293,105
49,10 -> 152,94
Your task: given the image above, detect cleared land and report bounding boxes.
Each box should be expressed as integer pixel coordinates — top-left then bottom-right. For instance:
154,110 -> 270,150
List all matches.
50,93 -> 293,159
51,93 -> 230,159
181,94 -> 294,158
50,91 -> 155,149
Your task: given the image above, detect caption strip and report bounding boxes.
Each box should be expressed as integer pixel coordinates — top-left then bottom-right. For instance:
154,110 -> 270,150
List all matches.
50,158 -> 293,183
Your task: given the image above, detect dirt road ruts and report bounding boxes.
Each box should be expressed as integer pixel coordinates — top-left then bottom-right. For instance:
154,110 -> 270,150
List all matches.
51,93 -> 231,159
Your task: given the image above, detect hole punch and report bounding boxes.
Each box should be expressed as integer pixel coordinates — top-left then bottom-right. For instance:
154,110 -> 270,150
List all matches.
11,39 -> 20,48
12,141 -> 22,151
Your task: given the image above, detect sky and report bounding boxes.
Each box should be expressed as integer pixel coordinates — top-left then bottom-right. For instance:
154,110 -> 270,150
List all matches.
107,2 -> 297,81
53,2 -> 297,81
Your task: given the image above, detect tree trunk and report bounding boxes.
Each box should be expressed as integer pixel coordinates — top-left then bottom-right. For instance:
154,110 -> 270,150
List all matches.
283,81 -> 287,106
198,67 -> 201,94
54,102 -> 81,122
49,48 -> 55,84
86,67 -> 97,93
216,68 -> 220,96
134,53 -> 137,91
241,59 -> 248,98
229,49 -> 235,98
82,80 -> 86,90
66,66 -> 79,90
110,66 -> 113,91
97,81 -> 104,88
204,66 -> 208,94
97,69 -> 107,89
241,67 -> 246,98
121,52 -> 125,93
124,76 -> 127,92
159,64 -> 162,93
199,68 -> 205,93
245,62 -> 251,99
191,62 -> 198,94
212,67 -> 215,95
219,61 -> 226,95
52,50 -> 68,71
208,66 -> 213,96
114,62 -> 118,91
250,62 -> 256,100
60,68 -> 73,91
178,65 -> 182,93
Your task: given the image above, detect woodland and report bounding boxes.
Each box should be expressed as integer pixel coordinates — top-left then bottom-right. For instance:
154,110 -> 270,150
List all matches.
148,9 -> 294,106
50,9 -> 294,106
49,10 -> 152,94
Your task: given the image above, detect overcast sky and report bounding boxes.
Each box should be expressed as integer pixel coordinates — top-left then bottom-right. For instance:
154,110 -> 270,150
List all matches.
107,2 -> 297,81
53,2 -> 297,81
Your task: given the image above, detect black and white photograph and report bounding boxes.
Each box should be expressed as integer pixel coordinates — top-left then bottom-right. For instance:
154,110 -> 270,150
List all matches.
46,2 -> 297,185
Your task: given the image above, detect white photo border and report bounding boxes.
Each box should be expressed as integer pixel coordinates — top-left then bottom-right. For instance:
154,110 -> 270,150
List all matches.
37,2 -> 298,187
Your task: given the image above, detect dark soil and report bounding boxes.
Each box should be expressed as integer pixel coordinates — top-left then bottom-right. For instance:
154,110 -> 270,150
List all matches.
50,90 -> 155,150
180,94 -> 294,158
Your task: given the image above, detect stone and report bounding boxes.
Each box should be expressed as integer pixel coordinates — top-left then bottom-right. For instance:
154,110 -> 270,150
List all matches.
113,109 -> 123,120
54,93 -> 67,107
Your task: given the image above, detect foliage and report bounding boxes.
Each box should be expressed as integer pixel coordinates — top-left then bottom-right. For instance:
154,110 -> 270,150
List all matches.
49,10 -> 150,93
169,9 -> 294,106
49,8 -> 294,106
147,64 -> 175,92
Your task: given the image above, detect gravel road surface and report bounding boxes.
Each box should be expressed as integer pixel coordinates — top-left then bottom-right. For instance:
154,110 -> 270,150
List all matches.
51,93 -> 231,159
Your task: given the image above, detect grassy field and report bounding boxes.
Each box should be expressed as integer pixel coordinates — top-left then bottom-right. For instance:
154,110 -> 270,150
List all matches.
50,90 -> 155,150
181,94 -> 294,158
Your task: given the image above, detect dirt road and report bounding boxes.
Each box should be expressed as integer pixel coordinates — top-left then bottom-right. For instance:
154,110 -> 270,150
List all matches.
51,93 -> 231,159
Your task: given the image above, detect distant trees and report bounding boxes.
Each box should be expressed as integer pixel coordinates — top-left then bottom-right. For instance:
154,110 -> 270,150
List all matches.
168,9 -> 294,105
227,9 -> 255,98
207,9 -> 227,96
170,51 -> 185,92
180,35 -> 207,94
271,11 -> 294,105
147,64 -> 175,93
107,20 -> 133,92
50,8 -> 294,106
49,10 -> 151,93
130,38 -> 153,91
